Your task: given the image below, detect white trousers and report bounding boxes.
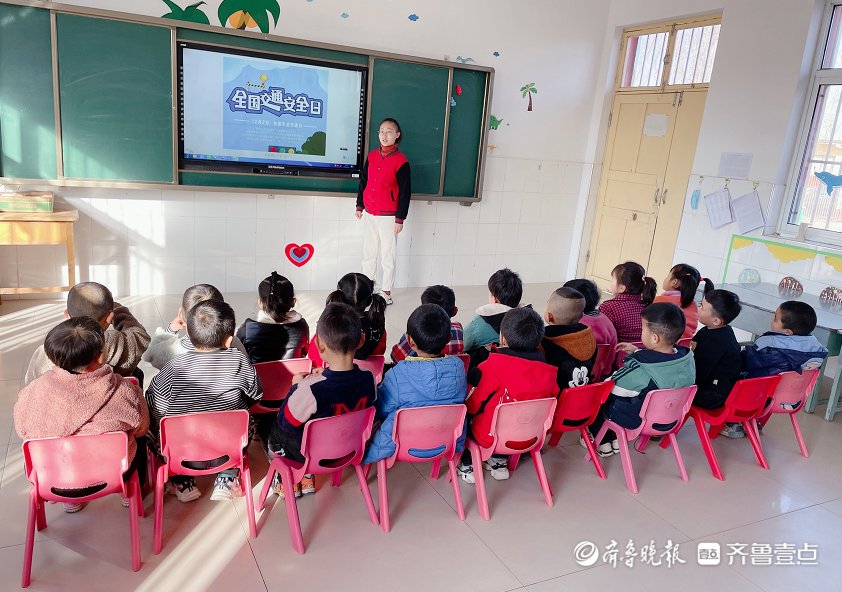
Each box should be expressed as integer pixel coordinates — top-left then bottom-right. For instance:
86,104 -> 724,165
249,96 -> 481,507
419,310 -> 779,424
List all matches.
361,212 -> 398,293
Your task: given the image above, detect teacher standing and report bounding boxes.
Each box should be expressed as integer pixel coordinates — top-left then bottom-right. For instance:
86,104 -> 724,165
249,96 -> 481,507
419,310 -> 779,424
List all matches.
356,117 -> 411,306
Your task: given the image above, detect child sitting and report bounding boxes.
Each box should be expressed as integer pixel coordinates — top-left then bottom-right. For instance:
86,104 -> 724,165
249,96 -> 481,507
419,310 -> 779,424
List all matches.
308,273 -> 387,367
366,304 -> 467,463
269,303 -> 377,497
463,268 -> 524,368
236,272 -> 309,363
458,307 -> 559,483
654,263 -> 715,338
25,282 -> 150,386
692,289 -> 743,410
563,278 -> 617,351
542,287 -> 598,389
15,317 -> 149,513
146,300 -> 262,502
588,303 -> 695,456
598,262 -> 657,343
391,285 -> 464,363
721,300 -> 829,439
143,284 -> 249,369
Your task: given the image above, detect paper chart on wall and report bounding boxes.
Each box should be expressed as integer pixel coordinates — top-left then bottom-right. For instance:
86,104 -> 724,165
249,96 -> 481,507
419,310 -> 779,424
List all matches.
731,190 -> 766,233
704,188 -> 733,229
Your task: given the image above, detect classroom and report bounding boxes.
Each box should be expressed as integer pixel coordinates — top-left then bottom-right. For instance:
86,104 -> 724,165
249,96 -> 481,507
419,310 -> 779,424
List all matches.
1,0 -> 842,590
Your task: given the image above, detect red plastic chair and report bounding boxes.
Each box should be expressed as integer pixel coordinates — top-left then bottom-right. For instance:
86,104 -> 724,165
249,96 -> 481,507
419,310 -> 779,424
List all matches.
593,386 -> 696,493
257,407 -> 379,553
665,375 -> 782,480
465,398 -> 557,521
377,404 -> 467,532
153,410 -> 256,554
592,343 -> 614,382
355,355 -> 386,384
251,358 -> 312,414
677,338 -> 693,348
546,381 -> 614,478
614,341 -> 644,369
21,432 -> 142,587
757,369 -> 820,458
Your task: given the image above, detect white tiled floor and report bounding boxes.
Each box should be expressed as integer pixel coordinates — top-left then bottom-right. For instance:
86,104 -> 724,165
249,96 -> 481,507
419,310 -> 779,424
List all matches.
2,284 -> 842,591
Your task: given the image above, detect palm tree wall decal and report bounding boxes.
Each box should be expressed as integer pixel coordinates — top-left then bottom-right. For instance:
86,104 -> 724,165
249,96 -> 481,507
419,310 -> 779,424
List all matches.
161,0 -> 211,24
217,0 -> 281,32
520,82 -> 537,112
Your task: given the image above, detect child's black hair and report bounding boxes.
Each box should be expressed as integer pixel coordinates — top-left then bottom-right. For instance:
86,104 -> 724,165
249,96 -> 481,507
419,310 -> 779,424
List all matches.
407,303 -> 451,355
421,284 -> 457,316
182,284 -> 224,315
317,302 -> 362,354
779,301 -> 818,336
668,263 -> 715,308
641,302 -> 685,346
258,272 -> 295,322
44,317 -> 104,373
186,300 -> 236,349
500,307 -> 545,352
66,282 -> 114,322
328,273 -> 386,336
704,289 -> 742,325
611,262 -> 657,306
488,268 -> 523,308
562,278 -> 600,313
381,118 -> 403,144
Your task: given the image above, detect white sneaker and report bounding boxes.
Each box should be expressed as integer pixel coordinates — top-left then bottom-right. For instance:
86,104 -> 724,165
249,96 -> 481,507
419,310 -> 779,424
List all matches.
381,292 -> 393,305
210,475 -> 243,501
457,462 -> 475,484
482,456 -> 510,480
166,478 -> 201,502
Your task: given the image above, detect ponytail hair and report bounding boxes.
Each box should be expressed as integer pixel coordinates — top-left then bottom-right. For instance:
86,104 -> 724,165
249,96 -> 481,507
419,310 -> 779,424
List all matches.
611,261 -> 657,306
258,272 -> 295,323
668,263 -> 712,308
329,273 -> 387,335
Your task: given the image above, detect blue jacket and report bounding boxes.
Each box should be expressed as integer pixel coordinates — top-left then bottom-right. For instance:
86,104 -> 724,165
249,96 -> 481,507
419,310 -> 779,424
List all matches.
363,355 -> 467,464
742,332 -> 828,379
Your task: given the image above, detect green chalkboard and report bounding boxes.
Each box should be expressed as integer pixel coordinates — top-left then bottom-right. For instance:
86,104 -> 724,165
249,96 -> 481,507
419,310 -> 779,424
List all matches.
443,69 -> 487,197
0,5 -> 56,180
56,14 -> 173,182
180,171 -> 358,193
368,59 -> 449,196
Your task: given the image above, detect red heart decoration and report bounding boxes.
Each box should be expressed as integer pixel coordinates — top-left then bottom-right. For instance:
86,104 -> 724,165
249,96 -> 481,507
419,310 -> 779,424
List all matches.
285,243 -> 314,267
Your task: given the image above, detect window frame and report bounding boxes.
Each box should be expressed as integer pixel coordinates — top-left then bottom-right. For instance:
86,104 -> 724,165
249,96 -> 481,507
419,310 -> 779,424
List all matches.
781,1 -> 842,246
614,14 -> 722,93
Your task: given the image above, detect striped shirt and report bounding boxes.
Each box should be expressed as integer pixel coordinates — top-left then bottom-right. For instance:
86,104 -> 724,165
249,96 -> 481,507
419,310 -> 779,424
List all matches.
145,347 -> 262,428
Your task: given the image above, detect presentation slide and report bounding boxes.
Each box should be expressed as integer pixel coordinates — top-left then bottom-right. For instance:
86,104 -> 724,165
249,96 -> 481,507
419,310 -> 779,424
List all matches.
181,46 -> 365,170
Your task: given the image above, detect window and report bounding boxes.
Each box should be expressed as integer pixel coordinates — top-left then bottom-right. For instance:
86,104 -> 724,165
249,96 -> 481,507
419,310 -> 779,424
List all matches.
617,17 -> 721,90
786,3 -> 842,243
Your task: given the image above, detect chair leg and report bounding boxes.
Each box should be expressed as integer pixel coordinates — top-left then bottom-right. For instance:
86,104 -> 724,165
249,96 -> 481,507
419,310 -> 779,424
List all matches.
614,429 -> 638,494
469,442 -> 490,521
508,453 -> 521,472
635,435 -> 650,453
530,449 -> 554,506
693,415 -> 724,480
258,462 -> 276,512
135,474 -> 145,519
280,465 -> 305,554
241,460 -> 257,539
128,474 -> 141,572
153,465 -> 167,554
331,471 -> 342,487
585,423 -> 610,462
22,490 -> 38,588
743,420 -> 769,470
355,464 -> 379,526
430,459 -> 441,479
376,460 -> 390,533
579,428 -> 606,479
446,459 -> 466,521
547,431 -> 562,447
790,413 -> 810,458
668,433 -> 688,482
35,498 -> 46,532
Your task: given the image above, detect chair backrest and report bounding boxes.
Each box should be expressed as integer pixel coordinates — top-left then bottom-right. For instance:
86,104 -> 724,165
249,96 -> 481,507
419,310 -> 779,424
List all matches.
614,341 -> 644,369
457,353 -> 470,375
255,358 -> 312,402
23,432 -> 129,503
632,386 -> 697,439
159,410 -> 249,476
488,398 -> 557,455
299,407 -> 375,475
355,355 -> 386,384
389,404 -> 467,468
723,375 -> 783,421
550,381 -> 614,435
592,343 -> 614,381
676,338 -> 693,349
124,376 -> 140,386
766,369 -> 820,414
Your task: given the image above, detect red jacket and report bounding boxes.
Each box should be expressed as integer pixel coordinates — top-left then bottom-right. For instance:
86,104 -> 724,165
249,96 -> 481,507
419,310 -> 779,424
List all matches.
466,350 -> 560,448
356,148 -> 412,223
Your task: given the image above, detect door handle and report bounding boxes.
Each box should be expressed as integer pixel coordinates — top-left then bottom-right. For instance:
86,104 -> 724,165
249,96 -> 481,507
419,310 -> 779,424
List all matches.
661,188 -> 668,205
653,188 -> 661,205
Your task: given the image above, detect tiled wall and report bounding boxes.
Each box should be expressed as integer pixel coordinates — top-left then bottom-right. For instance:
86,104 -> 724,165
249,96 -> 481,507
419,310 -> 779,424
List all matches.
0,156 -> 594,296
